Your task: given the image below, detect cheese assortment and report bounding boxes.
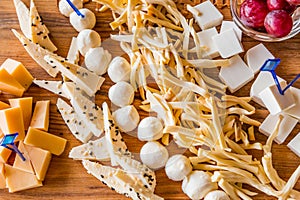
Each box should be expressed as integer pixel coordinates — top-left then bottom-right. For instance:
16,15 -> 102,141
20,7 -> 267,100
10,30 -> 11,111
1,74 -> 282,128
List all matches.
2,0 -> 300,199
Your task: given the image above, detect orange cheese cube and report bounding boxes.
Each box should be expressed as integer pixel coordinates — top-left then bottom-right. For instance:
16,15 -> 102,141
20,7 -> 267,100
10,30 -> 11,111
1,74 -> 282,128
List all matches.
9,97 -> 33,130
24,127 -> 67,156
0,101 -> 10,110
25,144 -> 52,181
1,58 -> 33,90
0,107 -> 25,141
0,68 -> 25,97
5,164 -> 42,193
0,146 -> 12,163
0,163 -> 6,189
30,100 -> 50,131
13,141 -> 35,174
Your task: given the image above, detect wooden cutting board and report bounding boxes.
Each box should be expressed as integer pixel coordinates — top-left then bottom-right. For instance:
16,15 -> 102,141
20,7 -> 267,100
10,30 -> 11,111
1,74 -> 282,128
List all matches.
0,0 -> 299,199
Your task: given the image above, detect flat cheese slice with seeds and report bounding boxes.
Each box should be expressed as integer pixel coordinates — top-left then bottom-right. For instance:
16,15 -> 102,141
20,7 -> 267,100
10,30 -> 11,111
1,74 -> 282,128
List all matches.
29,0 -> 57,52
114,154 -> 156,192
56,98 -> 93,143
44,55 -> 105,97
13,0 -> 31,39
102,102 -> 130,166
82,160 -> 163,200
63,83 -> 104,137
34,79 -> 69,99
12,29 -> 63,77
69,137 -> 110,161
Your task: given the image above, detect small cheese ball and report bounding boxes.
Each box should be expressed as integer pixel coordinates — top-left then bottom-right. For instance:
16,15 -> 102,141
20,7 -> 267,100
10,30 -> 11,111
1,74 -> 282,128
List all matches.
77,29 -> 101,56
137,117 -> 163,141
182,171 -> 218,200
204,190 -> 230,200
165,154 -> 192,181
108,81 -> 134,107
140,141 -> 169,170
107,57 -> 131,83
85,47 -> 112,75
112,105 -> 140,133
59,0 -> 83,17
70,8 -> 96,32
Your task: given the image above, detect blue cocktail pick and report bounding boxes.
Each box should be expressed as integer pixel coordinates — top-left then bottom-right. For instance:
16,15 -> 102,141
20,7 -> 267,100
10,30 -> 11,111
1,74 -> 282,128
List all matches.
65,0 -> 85,18
260,58 -> 300,95
0,133 -> 26,161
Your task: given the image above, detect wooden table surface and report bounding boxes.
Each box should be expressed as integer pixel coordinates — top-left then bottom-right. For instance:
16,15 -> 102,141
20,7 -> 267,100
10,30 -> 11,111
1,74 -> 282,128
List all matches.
0,0 -> 299,199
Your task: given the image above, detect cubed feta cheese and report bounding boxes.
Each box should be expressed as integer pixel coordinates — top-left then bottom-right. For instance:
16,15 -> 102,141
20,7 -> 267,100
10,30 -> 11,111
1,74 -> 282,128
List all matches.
287,133 -> 300,157
193,1 -> 223,30
212,28 -> 244,58
219,55 -> 254,93
220,20 -> 242,42
244,43 -> 275,74
250,71 -> 286,107
196,27 -> 219,58
259,113 -> 298,144
259,82 -> 295,115
285,87 -> 300,120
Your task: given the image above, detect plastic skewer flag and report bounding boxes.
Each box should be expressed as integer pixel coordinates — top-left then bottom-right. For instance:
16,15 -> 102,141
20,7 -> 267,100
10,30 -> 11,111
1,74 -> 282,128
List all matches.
0,133 -> 26,161
65,0 -> 85,18
260,58 -> 300,95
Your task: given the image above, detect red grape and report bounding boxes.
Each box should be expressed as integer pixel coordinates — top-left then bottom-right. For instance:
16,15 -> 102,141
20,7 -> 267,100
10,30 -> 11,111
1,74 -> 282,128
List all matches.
240,0 -> 269,29
267,0 -> 289,10
264,10 -> 293,37
285,0 -> 300,5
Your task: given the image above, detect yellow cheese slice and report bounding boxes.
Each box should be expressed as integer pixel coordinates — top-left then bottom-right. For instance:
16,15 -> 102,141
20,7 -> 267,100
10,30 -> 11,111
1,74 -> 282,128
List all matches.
0,101 -> 10,110
13,141 -> 35,174
0,146 -> 12,163
30,100 -> 50,131
29,0 -> 57,52
9,97 -> 33,130
1,58 -> 34,90
0,163 -> 6,189
24,127 -> 67,156
5,164 -> 42,193
25,143 -> 52,181
0,107 -> 25,141
0,68 -> 25,97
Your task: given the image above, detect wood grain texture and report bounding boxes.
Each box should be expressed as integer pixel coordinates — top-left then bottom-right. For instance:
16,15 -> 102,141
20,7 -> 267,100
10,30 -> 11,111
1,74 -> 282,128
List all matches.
0,0 -> 299,199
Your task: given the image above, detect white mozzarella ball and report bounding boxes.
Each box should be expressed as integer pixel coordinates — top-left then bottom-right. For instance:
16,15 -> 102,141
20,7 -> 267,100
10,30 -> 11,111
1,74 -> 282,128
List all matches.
107,57 -> 131,83
140,141 -> 169,170
85,47 -> 112,75
108,82 -> 134,107
70,8 -> 96,32
204,190 -> 230,200
77,29 -> 101,56
137,117 -> 163,141
59,0 -> 83,17
112,105 -> 140,133
182,171 -> 218,200
165,155 -> 192,181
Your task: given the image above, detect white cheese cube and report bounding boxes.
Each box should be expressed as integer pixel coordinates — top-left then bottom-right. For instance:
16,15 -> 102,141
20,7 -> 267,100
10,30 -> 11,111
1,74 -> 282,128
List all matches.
259,82 -> 295,115
219,55 -> 254,93
193,1 -> 223,30
250,71 -> 286,107
244,43 -> 275,74
259,113 -> 298,144
288,133 -> 300,157
220,20 -> 242,42
212,28 -> 244,58
196,27 -> 220,58
285,87 -> 300,120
